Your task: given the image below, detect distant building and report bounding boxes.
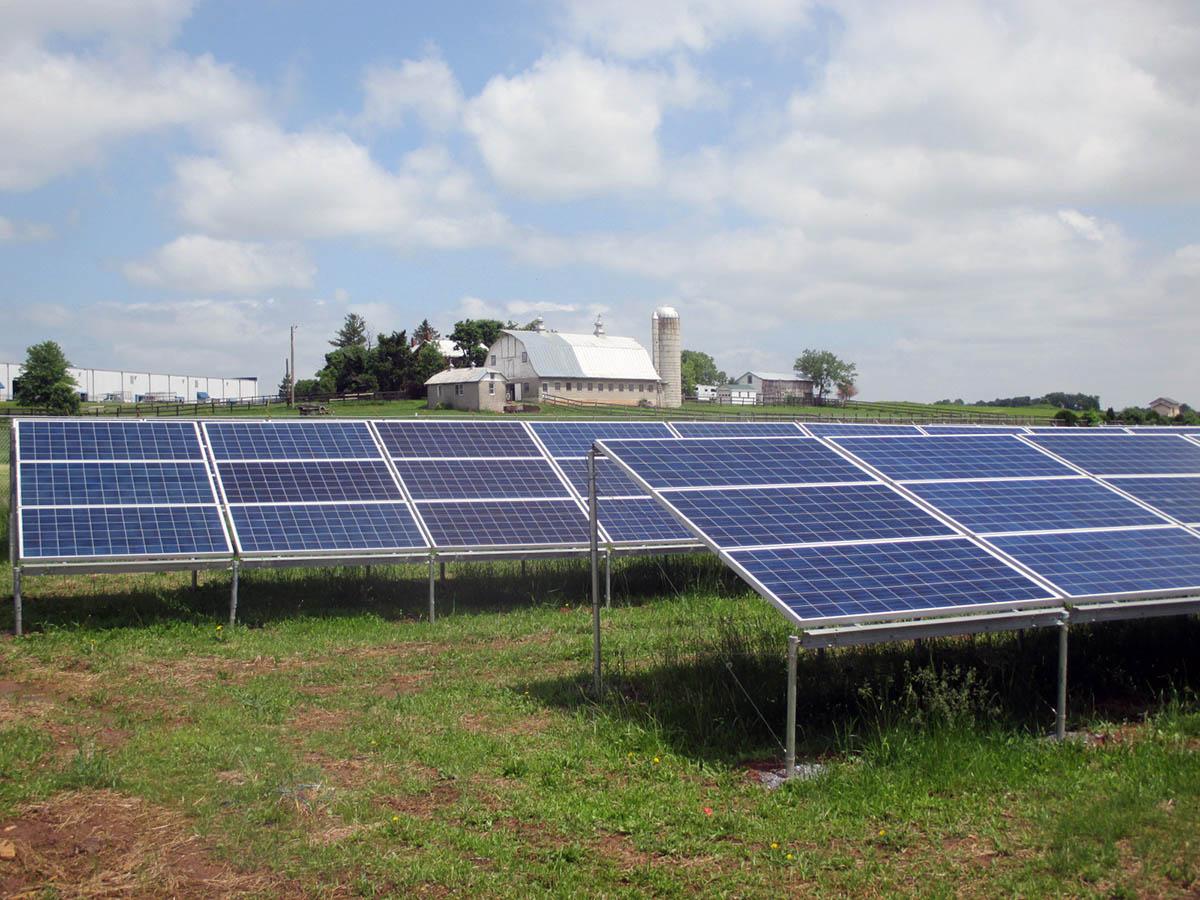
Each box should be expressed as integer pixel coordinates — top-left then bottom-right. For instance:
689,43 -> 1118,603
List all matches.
733,371 -> 814,405
425,367 -> 507,412
716,383 -> 759,406
1149,397 -> 1183,418
694,384 -> 717,402
0,361 -> 257,403
486,316 -> 665,406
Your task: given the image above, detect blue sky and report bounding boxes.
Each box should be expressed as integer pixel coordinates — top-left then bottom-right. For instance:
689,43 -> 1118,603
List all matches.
1,0 -> 1197,407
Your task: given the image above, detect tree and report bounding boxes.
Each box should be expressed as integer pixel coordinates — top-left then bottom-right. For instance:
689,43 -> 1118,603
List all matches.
293,378 -> 322,400
412,341 -> 448,386
277,370 -> 293,401
680,350 -> 726,396
317,345 -> 377,394
413,319 -> 439,345
449,319 -> 505,367
371,330 -> 416,393
330,313 -> 369,348
16,341 -> 79,414
836,381 -> 859,405
794,349 -> 857,403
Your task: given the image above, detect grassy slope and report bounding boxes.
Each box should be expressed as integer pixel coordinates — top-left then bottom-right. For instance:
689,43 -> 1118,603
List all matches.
1,467 -> 1199,894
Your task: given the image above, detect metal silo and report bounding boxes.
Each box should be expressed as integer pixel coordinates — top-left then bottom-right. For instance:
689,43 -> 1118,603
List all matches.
651,306 -> 682,408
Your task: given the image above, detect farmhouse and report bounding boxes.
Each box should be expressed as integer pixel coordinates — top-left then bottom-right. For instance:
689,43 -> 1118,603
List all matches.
732,371 -> 815,405
1149,397 -> 1183,418
424,367 -> 507,412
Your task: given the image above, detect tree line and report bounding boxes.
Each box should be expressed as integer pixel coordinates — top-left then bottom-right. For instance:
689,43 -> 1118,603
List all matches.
936,392 -> 1102,411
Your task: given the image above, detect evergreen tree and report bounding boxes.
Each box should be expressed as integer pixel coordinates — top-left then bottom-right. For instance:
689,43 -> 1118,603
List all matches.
16,341 -> 80,414
413,319 -> 439,345
371,330 -> 417,393
412,341 -> 448,385
330,313 -> 369,348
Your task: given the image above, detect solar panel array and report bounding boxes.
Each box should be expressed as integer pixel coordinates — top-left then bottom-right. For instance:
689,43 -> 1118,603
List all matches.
15,420 -> 231,561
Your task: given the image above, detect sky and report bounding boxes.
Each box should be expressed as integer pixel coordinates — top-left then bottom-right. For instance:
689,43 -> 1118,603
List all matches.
0,0 -> 1197,408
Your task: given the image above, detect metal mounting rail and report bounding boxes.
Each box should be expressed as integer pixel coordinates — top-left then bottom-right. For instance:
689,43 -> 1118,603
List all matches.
799,607 -> 1069,649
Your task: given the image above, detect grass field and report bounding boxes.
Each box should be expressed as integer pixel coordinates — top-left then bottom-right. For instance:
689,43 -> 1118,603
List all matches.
2,450 -> 1199,895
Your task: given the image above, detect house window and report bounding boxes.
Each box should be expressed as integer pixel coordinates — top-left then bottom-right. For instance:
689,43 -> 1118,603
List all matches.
521,351 -> 528,363
608,383 -> 614,391
488,381 -> 495,395
455,384 -> 463,397
618,383 -> 624,392
564,382 -> 571,391
555,382 -> 561,391
587,383 -> 593,391
490,355 -> 496,365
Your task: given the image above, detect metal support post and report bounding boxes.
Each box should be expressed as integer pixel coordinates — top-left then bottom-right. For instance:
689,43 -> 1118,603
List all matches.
1055,620 -> 1068,741
785,635 -> 798,777
229,561 -> 239,626
191,569 -> 198,590
428,556 -> 436,624
588,449 -> 602,696
13,567 -> 22,637
604,550 -> 611,610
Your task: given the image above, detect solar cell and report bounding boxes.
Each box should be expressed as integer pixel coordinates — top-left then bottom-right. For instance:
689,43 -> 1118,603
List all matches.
1126,427 -> 1200,434
530,421 -> 674,458
376,421 -> 541,458
598,436 -> 872,489
231,502 -> 427,554
21,506 -> 229,559
671,422 -> 804,437
988,527 -> 1200,597
417,499 -> 591,547
206,421 -> 379,460
555,457 -> 646,498
833,435 -> 1073,481
666,483 -> 954,548
907,478 -> 1166,533
1102,477 -> 1200,525
586,498 -> 695,542
1028,434 -> 1200,475
1026,427 -> 1129,434
19,462 -> 215,507
730,538 -> 1051,624
920,425 -> 1029,435
804,423 -> 924,436
219,461 -> 403,504
18,420 -> 202,461
394,459 -> 572,500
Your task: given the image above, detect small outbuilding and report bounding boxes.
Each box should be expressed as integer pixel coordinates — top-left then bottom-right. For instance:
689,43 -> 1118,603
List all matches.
733,371 -> 814,405
716,383 -> 760,406
425,367 -> 507,412
1149,397 -> 1183,418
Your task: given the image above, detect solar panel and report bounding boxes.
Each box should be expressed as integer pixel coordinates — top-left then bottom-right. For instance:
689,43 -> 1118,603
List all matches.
18,420 -> 202,460
376,421 -> 541,458
231,503 -> 427,553
804,423 -> 924,436
529,421 -> 674,458
394,458 -> 572,500
555,457 -> 646,498
19,462 -> 215,506
1028,434 -> 1200,475
1126,427 -> 1200,434
729,538 -> 1052,624
671,422 -> 804,437
416,499 -> 591,548
988,527 -> 1200,597
219,461 -> 404,504
920,424 -> 1030,435
907,478 -> 1166,534
832,435 -> 1073,482
666,483 -> 955,549
1102,477 -> 1200,525
585,498 -> 694,542
206,421 -> 379,460
1026,427 -> 1129,434
597,436 -> 873,489
20,506 -> 229,559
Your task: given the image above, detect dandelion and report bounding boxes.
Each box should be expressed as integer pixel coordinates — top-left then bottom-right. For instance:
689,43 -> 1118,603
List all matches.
216,625 -> 223,632
878,829 -> 886,837
391,815 -> 399,823
786,853 -> 794,861
652,756 -> 660,765
770,842 -> 779,850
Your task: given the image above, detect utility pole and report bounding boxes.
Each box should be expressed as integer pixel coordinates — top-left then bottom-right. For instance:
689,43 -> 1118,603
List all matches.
289,324 -> 298,406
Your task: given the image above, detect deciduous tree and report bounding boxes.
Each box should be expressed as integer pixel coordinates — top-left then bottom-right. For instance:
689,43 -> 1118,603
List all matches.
16,341 -> 79,414
794,349 -> 857,403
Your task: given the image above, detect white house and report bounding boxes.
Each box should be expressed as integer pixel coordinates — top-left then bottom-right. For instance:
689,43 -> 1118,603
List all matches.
1149,397 -> 1183,418
425,367 -> 507,412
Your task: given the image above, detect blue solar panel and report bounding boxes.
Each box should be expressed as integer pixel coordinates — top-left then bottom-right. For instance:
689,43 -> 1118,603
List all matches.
18,420 -> 202,461
417,499 -> 591,547
219,461 -> 403,504
21,506 -> 229,559
394,459 -> 571,500
988,527 -> 1200,597
666,483 -> 954,548
589,498 -> 695,543
833,435 -> 1073,481
231,502 -> 427,554
907,478 -> 1166,533
19,462 -> 215,506
920,425 -> 1029,435
1028,435 -> 1200,475
671,422 -> 804,437
1127,427 -> 1200,434
556,457 -> 646,498
376,421 -> 541,458
805,423 -> 923,436
1026,427 -> 1129,434
599,437 -> 872,488
206,421 -> 379,460
1102,477 -> 1200,524
530,421 -> 674,457
730,538 -> 1050,624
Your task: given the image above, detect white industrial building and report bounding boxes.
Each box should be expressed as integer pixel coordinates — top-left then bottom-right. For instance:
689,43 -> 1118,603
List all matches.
483,309 -> 681,408
0,361 -> 259,403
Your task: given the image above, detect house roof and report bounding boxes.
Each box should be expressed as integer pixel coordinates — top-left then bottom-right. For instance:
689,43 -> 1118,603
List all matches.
739,370 -> 812,383
501,330 -> 661,381
1149,397 -> 1182,406
424,367 -> 506,385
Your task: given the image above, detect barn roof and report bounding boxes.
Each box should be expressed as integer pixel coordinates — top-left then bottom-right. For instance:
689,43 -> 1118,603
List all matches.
502,330 -> 661,381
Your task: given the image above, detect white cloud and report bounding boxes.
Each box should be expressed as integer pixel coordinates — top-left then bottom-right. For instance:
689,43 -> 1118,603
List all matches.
464,52 -> 713,199
0,0 -> 195,48
123,234 -> 316,293
561,0 -> 813,58
0,215 -> 53,241
173,123 -> 507,248
361,54 -> 463,130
